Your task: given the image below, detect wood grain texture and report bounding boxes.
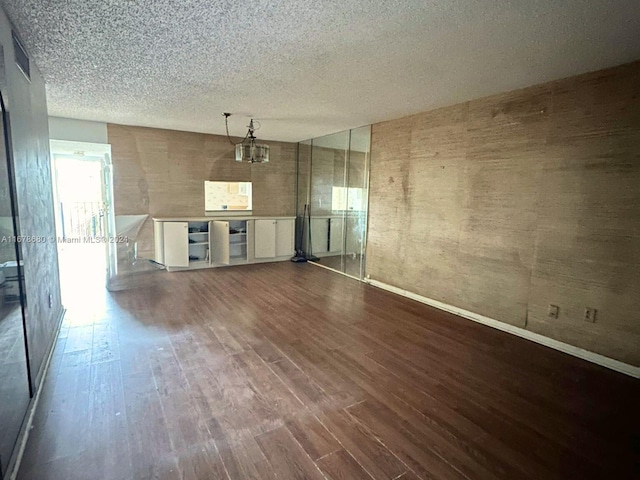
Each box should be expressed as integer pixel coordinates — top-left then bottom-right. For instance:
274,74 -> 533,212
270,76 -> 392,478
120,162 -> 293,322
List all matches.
368,60 -> 640,365
316,449 -> 374,480
107,124 -> 297,258
17,262 -> 640,480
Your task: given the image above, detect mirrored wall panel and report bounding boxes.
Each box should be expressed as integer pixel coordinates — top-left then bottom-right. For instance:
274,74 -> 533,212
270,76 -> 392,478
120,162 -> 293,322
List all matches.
0,79 -> 31,475
297,126 -> 371,279
343,126 -> 370,279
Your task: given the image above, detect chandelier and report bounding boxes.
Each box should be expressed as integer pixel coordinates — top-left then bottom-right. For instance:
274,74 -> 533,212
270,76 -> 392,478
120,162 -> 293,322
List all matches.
224,113 -> 269,164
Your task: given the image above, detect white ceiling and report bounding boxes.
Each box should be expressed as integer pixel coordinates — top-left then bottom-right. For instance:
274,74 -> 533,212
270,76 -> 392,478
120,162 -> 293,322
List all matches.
2,0 -> 640,142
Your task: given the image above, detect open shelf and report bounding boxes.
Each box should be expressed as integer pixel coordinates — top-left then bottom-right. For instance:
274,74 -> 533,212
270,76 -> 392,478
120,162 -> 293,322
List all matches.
188,260 -> 210,268
211,219 -> 249,265
156,217 -> 295,270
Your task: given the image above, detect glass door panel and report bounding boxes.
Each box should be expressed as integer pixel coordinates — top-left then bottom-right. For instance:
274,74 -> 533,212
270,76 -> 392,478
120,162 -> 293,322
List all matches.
344,126 -> 371,279
298,126 -> 371,279
297,140 -> 311,257
309,131 -> 349,270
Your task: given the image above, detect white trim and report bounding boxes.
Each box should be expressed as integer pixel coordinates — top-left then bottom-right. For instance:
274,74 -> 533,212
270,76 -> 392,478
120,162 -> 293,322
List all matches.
8,308 -> 66,480
50,139 -> 111,157
308,259 -> 360,281
365,278 -> 640,379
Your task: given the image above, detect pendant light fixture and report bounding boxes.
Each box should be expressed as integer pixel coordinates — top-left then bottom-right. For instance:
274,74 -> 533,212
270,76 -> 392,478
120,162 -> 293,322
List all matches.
224,113 -> 269,163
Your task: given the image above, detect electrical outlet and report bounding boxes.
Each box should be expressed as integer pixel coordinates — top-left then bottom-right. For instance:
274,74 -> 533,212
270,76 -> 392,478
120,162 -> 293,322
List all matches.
548,304 -> 559,319
584,307 -> 597,323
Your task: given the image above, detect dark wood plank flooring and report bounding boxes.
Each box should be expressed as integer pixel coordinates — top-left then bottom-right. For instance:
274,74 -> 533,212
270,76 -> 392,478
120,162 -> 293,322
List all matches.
17,262 -> 639,480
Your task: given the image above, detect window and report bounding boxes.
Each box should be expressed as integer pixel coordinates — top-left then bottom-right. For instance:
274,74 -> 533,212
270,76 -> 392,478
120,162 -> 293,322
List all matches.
331,186 -> 366,212
205,181 -> 252,211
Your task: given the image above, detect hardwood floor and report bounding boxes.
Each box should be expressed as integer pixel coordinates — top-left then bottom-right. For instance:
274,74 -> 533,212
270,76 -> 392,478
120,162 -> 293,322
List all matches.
311,254 -> 363,278
17,262 -> 639,480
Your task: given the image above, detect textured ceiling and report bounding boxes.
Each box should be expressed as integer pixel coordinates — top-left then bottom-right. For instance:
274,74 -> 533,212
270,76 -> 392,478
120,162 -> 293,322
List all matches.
2,0 -> 640,142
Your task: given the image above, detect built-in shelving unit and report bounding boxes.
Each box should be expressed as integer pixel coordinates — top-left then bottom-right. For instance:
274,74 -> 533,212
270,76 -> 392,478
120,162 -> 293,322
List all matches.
188,221 -> 210,264
228,220 -> 248,262
211,219 -> 249,265
153,216 -> 295,271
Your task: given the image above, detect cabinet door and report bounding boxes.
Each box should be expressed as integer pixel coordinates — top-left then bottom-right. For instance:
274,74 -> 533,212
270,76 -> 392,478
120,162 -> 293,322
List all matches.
211,221 -> 230,265
275,219 -> 294,257
153,221 -> 165,263
329,217 -> 344,253
310,218 -> 329,254
163,222 -> 189,267
255,219 -> 276,258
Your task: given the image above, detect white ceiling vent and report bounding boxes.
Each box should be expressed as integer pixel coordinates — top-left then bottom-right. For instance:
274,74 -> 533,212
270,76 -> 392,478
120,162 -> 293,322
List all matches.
12,31 -> 30,81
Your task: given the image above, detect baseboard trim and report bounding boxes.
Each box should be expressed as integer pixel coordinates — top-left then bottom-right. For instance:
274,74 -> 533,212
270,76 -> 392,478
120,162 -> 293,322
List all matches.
366,278 -> 639,379
7,306 -> 66,480
308,260 -> 360,281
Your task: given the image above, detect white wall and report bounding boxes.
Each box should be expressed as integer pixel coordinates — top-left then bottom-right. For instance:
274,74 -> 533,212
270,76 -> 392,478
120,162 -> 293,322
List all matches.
48,116 -> 108,143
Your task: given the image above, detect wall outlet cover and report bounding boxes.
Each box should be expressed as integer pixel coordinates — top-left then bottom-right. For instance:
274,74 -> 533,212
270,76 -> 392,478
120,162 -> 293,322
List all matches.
585,307 -> 597,323
548,304 -> 559,319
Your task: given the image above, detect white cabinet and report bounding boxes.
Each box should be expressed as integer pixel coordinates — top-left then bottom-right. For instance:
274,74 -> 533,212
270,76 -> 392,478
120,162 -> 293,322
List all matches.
309,217 -> 344,256
275,218 -> 294,257
345,215 -> 364,255
329,217 -> 344,253
212,220 -> 248,265
255,218 -> 294,259
228,220 -> 248,262
162,222 -> 189,267
154,216 -> 294,271
211,221 -> 230,265
310,218 -> 329,254
161,221 -> 210,267
254,219 -> 277,258
187,221 -> 210,266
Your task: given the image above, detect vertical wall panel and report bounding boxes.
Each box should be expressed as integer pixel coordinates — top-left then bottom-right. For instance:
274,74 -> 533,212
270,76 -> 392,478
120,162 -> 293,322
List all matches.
366,116 -> 413,287
368,61 -> 640,365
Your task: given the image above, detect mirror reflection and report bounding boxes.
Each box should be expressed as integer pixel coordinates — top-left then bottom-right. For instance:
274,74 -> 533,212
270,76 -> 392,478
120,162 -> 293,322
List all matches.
297,126 -> 371,279
0,84 -> 31,475
204,181 -> 253,212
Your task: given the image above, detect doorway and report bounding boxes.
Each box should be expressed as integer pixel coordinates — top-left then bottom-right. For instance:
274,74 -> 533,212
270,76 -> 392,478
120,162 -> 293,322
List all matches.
50,141 -> 115,305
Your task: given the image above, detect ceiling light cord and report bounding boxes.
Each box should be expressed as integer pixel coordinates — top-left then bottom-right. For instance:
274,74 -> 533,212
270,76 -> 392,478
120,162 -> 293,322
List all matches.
223,113 -> 249,146
247,119 -> 256,142
223,113 -> 270,164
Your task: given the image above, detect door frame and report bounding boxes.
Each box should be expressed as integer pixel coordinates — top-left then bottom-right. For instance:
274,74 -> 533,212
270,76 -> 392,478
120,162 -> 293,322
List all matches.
49,140 -> 116,284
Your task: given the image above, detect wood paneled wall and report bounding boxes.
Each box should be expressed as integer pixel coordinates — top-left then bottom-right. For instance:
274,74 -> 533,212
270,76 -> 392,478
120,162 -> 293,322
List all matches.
107,124 -> 297,256
368,61 -> 640,366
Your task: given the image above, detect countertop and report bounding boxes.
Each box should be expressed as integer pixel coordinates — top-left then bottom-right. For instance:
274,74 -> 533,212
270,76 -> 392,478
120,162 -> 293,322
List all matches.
153,215 -> 295,222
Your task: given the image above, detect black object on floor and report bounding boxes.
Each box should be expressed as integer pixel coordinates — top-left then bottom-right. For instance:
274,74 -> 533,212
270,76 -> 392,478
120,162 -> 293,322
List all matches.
305,203 -> 319,262
291,207 -> 308,263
